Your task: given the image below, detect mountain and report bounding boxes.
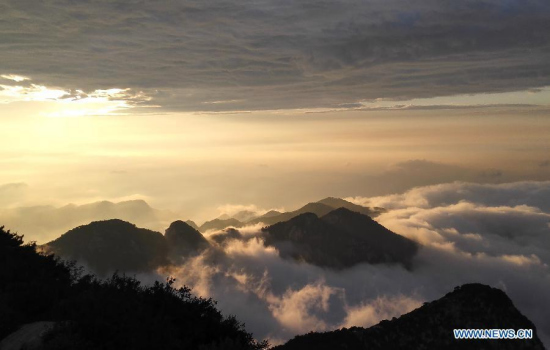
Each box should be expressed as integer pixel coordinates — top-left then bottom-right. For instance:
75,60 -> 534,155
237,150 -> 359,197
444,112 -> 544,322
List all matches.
165,220 -> 210,259
199,218 -> 244,232
259,210 -> 282,218
184,220 -> 200,230
274,283 -> 545,350
248,203 -> 334,226
0,226 -> 268,350
247,198 -> 384,227
233,210 -> 259,222
209,227 -> 244,245
261,208 -> 418,268
321,207 -> 417,267
317,197 -> 386,217
0,199 -> 176,244
217,213 -> 231,220
44,219 -> 168,274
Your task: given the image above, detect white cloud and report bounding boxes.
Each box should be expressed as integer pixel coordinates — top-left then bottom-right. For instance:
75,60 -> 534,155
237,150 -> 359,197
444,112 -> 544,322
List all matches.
156,181 -> 550,346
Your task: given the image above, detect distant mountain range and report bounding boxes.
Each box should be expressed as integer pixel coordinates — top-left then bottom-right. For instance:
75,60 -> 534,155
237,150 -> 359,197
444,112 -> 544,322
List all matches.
1,197 -> 384,243
274,283 -> 546,350
0,199 -> 177,243
199,217 -> 245,232
42,200 -> 412,274
198,197 -> 386,232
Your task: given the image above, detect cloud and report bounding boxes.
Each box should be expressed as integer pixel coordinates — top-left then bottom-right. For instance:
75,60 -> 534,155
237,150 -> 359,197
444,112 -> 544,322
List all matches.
0,76 -> 152,116
151,181 -> 550,346
1,0 -> 550,111
1,74 -> 30,82
341,295 -> 422,329
341,160 -> 518,197
348,181 -> 550,211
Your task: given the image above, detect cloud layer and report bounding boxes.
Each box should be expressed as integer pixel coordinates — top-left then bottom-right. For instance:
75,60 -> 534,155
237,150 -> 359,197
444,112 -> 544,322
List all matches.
149,181 -> 550,346
2,0 -> 550,111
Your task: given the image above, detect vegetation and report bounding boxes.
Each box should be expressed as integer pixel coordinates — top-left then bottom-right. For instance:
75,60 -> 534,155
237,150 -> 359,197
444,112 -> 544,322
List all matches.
44,219 -> 169,275
274,284 -> 545,350
0,226 -> 268,350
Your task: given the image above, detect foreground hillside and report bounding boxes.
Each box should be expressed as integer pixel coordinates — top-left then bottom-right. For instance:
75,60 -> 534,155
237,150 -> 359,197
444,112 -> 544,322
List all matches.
274,284 -> 545,350
0,226 -> 267,350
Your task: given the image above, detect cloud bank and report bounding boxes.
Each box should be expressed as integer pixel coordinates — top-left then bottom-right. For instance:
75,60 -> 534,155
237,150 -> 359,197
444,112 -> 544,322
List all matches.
148,181 -> 550,346
1,0 -> 550,111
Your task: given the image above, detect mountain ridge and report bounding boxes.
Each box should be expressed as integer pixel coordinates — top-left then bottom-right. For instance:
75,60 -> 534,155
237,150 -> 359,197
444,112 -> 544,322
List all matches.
261,207 -> 418,269
274,283 -> 546,350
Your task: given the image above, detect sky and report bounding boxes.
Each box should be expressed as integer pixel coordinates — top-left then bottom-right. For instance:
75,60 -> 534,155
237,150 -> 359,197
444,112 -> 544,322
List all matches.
1,0 -> 550,221
2,0 -> 550,345
3,0 -> 550,215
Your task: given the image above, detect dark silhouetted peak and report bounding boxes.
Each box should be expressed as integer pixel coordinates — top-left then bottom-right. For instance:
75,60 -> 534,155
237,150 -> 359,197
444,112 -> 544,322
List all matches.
276,283 -> 545,350
262,209 -> 417,269
295,203 -> 334,216
321,207 -> 418,268
184,220 -> 199,230
321,206 -> 364,220
44,219 -> 168,275
210,227 -> 244,245
166,220 -> 206,243
317,197 -> 385,217
264,212 -> 326,241
165,220 -> 209,258
199,218 -> 243,232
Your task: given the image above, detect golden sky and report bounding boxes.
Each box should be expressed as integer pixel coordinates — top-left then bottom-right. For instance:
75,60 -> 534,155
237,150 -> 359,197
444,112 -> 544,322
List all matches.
1,76 -> 550,224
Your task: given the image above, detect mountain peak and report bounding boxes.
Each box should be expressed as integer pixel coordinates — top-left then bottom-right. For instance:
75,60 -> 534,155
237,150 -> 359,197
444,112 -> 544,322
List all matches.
262,209 -> 417,269
276,283 -> 545,350
199,218 -> 243,232
165,220 -> 209,258
44,219 -> 168,275
317,197 -> 385,217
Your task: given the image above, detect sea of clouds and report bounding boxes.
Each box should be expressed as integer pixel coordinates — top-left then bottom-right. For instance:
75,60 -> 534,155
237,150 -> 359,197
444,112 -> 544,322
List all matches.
152,181 -> 550,346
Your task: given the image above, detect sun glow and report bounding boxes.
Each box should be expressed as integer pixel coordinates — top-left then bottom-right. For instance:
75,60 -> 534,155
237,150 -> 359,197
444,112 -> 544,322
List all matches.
0,74 -> 151,117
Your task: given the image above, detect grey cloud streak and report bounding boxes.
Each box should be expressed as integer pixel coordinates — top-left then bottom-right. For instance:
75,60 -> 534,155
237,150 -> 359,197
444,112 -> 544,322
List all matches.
1,0 -> 550,111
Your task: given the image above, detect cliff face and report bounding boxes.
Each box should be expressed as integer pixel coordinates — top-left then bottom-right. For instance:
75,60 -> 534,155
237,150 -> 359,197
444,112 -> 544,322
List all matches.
275,284 -> 546,350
